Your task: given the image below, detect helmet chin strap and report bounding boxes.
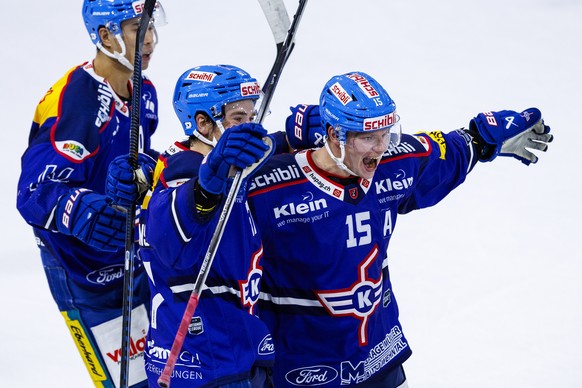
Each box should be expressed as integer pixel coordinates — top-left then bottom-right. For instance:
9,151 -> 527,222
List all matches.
324,139 -> 358,177
193,119 -> 226,148
97,34 -> 134,72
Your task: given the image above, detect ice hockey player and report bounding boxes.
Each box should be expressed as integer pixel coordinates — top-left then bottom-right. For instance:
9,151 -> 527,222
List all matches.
123,64 -> 281,387
16,1 -> 166,386
246,71 -> 553,387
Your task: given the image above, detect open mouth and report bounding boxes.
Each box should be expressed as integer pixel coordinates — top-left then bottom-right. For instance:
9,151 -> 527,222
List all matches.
363,156 -> 380,170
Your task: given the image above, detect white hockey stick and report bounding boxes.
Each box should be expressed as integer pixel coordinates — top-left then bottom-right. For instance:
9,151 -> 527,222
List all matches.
157,2 -> 308,386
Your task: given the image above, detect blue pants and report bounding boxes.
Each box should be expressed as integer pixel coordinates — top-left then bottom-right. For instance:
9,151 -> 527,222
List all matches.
218,367 -> 273,388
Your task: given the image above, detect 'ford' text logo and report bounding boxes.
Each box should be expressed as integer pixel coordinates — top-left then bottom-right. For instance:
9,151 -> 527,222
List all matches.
285,365 -> 338,386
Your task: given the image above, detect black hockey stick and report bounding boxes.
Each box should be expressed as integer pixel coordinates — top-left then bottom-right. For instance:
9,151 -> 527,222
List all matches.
157,1 -> 308,387
120,1 -> 156,387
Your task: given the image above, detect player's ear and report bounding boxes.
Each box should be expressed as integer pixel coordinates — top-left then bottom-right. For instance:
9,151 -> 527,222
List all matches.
327,125 -> 339,144
195,113 -> 214,137
98,27 -> 114,49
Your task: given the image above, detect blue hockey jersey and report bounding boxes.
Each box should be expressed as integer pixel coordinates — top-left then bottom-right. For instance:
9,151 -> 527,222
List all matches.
139,140 -> 274,387
16,61 -> 159,290
247,130 -> 478,386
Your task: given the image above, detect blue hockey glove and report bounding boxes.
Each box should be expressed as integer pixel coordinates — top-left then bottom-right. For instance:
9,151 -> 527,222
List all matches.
106,153 -> 156,208
56,189 -> 126,251
470,108 -> 553,165
285,104 -> 326,149
199,123 -> 270,194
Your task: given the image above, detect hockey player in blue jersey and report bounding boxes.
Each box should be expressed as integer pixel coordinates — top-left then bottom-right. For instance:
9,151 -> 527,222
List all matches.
247,71 -> 553,387
128,65 -> 284,387
16,1 -> 166,386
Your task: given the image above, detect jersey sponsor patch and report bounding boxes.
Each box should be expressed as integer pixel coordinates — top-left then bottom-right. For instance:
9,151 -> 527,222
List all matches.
425,130 -> 447,160
86,264 -> 125,286
62,310 -> 109,385
91,304 -> 149,386
54,140 -> 91,161
285,365 -> 339,386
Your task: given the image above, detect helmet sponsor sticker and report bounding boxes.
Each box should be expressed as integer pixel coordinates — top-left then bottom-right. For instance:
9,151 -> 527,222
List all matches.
185,71 -> 216,82
363,112 -> 396,131
330,82 -> 353,106
347,73 -> 379,98
241,81 -> 261,97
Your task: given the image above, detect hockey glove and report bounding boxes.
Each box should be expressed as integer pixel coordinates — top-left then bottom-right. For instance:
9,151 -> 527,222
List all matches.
199,123 -> 270,195
470,108 -> 553,165
285,104 -> 326,150
106,153 -> 156,208
56,189 -> 126,251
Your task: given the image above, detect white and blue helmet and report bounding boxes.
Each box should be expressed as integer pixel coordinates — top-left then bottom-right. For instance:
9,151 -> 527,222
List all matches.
82,0 -> 166,70
173,64 -> 263,146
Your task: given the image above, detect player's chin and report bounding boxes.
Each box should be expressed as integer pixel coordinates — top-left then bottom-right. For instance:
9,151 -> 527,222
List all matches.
358,162 -> 378,180
142,53 -> 152,69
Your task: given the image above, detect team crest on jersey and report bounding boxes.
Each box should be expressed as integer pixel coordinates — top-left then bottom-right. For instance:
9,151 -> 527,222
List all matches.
316,245 -> 383,346
349,188 -> 358,199
239,246 -> 264,314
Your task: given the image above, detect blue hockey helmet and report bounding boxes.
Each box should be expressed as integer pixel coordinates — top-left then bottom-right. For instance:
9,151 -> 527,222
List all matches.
173,64 -> 263,137
319,71 -> 401,146
82,0 -> 166,45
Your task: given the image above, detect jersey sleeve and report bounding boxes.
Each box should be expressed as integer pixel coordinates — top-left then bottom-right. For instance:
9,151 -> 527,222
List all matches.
145,149 -> 222,270
17,65 -> 106,231
396,129 -> 479,213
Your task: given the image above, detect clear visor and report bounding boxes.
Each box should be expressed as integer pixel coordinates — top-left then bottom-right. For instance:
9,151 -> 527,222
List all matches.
151,2 -> 168,28
220,98 -> 263,127
342,115 -> 402,151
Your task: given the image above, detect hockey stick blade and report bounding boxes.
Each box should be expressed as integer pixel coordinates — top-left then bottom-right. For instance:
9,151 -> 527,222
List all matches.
120,1 -> 156,387
257,0 -> 308,123
258,0 -> 291,45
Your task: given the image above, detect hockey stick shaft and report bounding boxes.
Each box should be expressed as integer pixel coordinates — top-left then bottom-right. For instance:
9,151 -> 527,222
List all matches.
120,1 -> 156,387
157,1 -> 308,387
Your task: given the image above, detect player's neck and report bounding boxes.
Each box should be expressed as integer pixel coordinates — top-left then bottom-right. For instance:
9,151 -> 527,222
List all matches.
92,54 -> 132,100
311,147 -> 351,178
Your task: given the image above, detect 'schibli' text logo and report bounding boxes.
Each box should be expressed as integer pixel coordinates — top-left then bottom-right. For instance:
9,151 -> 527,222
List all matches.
132,1 -> 146,14
363,112 -> 396,131
248,164 -> 301,191
186,71 -> 216,82
241,82 -> 261,97
347,73 -> 379,98
96,84 -> 113,127
331,82 -> 353,105
133,1 -> 163,16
